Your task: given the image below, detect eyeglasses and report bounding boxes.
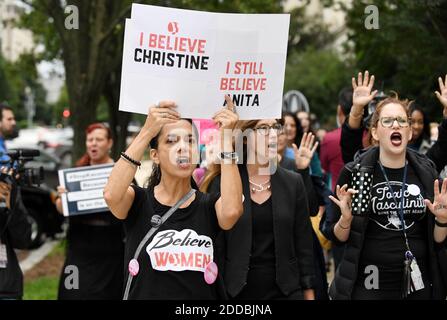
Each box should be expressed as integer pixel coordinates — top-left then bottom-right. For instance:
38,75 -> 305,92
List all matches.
254,123 -> 284,135
379,116 -> 410,128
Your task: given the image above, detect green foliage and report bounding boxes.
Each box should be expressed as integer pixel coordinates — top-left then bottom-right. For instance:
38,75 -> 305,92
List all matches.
0,53 -> 51,127
23,240 -> 65,300
96,96 -> 110,123
153,0 -> 283,13
19,3 -> 62,61
287,6 -> 336,55
284,47 -> 354,124
49,239 -> 66,257
344,0 -> 447,121
0,55 -> 13,103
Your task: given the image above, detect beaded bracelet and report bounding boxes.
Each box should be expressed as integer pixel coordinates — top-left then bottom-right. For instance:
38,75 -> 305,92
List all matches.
120,152 -> 141,167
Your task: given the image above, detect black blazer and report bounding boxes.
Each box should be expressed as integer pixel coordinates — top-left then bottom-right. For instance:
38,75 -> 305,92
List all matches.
209,165 -> 315,298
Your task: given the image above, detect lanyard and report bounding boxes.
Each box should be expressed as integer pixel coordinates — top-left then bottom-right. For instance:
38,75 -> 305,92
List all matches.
378,161 -> 412,256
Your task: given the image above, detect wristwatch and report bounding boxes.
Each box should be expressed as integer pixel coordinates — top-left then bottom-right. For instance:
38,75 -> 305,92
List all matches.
218,151 -> 239,164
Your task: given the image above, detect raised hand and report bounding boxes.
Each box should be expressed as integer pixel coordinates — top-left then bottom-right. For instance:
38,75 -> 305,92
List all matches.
55,185 -> 68,215
212,95 -> 239,131
435,75 -> 447,117
329,184 -> 358,220
144,101 -> 181,137
352,70 -> 378,112
292,132 -> 319,170
57,186 -> 67,194
213,95 -> 239,153
425,178 -> 447,223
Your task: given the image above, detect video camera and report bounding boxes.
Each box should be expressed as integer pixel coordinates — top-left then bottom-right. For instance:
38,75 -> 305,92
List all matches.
0,149 -> 44,187
362,90 -> 388,128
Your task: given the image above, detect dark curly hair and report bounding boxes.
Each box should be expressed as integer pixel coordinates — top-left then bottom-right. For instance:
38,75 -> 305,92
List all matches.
146,119 -> 199,190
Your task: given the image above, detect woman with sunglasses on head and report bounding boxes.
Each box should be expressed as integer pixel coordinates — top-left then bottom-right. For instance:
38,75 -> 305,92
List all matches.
201,119 -> 317,300
104,97 -> 243,300
327,96 -> 447,300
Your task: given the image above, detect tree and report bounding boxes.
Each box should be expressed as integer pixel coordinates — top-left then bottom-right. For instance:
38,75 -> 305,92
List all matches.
0,54 -> 13,104
0,53 -> 50,127
284,47 -> 354,125
21,0 -> 143,161
287,4 -> 337,57
343,0 -> 447,121
282,2 -> 350,125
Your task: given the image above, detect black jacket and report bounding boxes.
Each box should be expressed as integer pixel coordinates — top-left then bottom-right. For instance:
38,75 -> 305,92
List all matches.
279,157 -> 319,215
326,146 -> 447,299
0,189 -> 32,299
209,165 -> 316,298
341,118 -> 447,174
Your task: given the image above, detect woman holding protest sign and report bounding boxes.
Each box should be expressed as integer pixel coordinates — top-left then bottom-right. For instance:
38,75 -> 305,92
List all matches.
104,96 -> 243,300
327,95 -> 447,300
200,118 -> 317,300
55,123 -> 124,300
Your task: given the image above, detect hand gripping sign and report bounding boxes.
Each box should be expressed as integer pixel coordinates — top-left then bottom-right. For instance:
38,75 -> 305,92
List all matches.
58,164 -> 113,216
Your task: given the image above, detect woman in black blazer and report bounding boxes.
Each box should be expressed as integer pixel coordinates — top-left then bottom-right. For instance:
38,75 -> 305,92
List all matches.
201,119 -> 316,300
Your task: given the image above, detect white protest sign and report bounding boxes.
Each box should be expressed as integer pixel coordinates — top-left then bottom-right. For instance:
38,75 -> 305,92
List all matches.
119,4 -> 290,120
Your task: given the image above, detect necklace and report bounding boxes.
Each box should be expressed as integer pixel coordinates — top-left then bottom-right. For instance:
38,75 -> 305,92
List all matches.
249,178 -> 271,193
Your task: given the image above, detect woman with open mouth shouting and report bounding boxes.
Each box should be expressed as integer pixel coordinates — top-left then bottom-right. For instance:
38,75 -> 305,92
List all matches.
327,96 -> 447,300
104,96 -> 243,300
56,123 -> 124,300
200,118 -> 318,300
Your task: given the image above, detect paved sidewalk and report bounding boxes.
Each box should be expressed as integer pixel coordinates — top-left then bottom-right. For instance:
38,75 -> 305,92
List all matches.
19,240 -> 59,273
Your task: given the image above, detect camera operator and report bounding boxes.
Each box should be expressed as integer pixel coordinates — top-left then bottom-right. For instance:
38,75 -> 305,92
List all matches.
0,104 -> 17,162
0,104 -> 32,300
